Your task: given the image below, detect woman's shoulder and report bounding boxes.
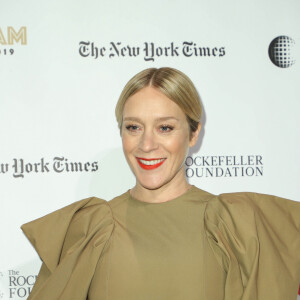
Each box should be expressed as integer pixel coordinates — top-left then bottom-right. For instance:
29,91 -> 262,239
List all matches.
206,191 -> 299,220
204,190 -> 300,298
206,191 -> 300,230
108,190 -> 130,207
205,190 -> 300,261
21,196 -> 115,273
21,196 -> 113,240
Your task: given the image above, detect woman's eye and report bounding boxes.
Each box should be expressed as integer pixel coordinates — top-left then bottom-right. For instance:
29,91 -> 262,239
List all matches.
159,125 -> 174,133
125,125 -> 140,132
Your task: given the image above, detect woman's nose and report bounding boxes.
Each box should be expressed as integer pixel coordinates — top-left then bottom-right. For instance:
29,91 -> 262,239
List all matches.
138,130 -> 158,152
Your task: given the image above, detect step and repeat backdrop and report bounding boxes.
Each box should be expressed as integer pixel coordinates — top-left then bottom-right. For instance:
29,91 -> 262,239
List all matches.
1,0 -> 300,299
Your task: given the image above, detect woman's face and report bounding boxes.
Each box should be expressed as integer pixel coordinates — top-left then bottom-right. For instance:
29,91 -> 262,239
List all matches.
121,86 -> 199,191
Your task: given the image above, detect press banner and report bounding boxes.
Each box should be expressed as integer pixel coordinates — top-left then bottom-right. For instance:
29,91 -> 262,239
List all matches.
1,0 -> 299,299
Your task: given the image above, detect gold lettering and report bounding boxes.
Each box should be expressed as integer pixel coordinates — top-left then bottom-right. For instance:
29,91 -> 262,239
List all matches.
8,26 -> 27,45
0,28 -> 7,45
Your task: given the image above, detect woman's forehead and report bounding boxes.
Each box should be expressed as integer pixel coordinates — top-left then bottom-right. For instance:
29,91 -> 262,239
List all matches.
123,116 -> 180,123
123,87 -> 185,118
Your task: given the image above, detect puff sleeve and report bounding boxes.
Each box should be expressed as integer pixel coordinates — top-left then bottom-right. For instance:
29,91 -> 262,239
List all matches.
205,192 -> 300,300
21,197 -> 115,300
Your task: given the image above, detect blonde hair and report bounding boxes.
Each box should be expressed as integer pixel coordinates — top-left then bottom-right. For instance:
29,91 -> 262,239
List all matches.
115,67 -> 202,134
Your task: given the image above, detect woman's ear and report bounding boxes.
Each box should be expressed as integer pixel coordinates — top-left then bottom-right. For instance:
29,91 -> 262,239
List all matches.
189,122 -> 201,147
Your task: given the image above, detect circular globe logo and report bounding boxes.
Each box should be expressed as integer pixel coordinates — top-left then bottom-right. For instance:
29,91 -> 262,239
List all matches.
268,36 -> 296,68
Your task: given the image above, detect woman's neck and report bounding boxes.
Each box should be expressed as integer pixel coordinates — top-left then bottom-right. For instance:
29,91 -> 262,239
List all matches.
130,178 -> 192,204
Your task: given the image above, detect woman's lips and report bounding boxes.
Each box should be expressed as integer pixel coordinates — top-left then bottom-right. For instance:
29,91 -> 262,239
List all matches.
136,157 -> 166,170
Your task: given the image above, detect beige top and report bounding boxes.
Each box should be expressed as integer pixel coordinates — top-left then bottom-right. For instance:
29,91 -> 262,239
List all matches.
21,186 -> 300,300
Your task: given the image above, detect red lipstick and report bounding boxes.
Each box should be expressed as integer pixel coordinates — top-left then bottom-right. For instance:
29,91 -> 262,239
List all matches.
136,157 -> 166,170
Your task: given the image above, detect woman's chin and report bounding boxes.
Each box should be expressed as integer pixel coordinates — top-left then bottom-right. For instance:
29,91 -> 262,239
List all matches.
137,177 -> 166,191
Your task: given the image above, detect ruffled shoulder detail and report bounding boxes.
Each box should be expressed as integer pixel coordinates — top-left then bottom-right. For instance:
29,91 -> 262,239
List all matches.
21,197 -> 115,300
205,192 -> 300,300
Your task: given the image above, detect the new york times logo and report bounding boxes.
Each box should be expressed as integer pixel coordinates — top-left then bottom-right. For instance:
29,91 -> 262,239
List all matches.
0,26 -> 27,56
0,157 -> 99,178
185,155 -> 263,178
79,41 -> 225,61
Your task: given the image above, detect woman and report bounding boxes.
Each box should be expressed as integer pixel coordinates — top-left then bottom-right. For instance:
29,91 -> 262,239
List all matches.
22,67 -> 300,300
